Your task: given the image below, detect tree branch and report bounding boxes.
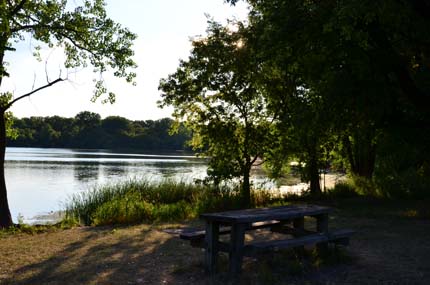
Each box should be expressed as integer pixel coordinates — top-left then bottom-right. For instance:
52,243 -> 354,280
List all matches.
5,77 -> 64,110
251,154 -> 262,166
10,22 -> 98,57
9,0 -> 27,17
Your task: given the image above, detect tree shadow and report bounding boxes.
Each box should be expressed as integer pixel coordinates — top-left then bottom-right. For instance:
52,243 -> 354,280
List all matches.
6,226 -> 210,285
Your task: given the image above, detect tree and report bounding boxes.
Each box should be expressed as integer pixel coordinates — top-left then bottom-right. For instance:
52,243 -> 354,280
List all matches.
0,0 -> 137,228
159,20 -> 275,207
229,0 -> 430,191
73,111 -> 106,148
102,116 -> 130,135
101,116 -> 131,148
75,111 -> 101,130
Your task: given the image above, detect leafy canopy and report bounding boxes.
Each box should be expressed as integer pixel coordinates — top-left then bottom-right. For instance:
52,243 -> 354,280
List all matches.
0,0 -> 137,106
159,20 -> 276,191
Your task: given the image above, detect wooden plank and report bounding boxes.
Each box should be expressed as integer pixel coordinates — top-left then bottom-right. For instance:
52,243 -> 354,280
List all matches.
316,213 -> 329,252
229,223 -> 247,276
316,213 -> 329,233
252,220 -> 281,229
244,229 -> 355,256
204,221 -> 219,275
245,233 -> 329,256
201,205 -> 333,223
180,220 -> 282,241
293,217 -> 305,254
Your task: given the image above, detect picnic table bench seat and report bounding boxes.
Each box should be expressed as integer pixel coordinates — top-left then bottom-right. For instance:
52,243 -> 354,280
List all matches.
179,220 -> 282,247
244,228 -> 356,256
179,220 -> 355,251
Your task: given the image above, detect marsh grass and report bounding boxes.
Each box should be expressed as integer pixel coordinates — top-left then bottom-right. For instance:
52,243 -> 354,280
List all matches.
64,179 -> 284,226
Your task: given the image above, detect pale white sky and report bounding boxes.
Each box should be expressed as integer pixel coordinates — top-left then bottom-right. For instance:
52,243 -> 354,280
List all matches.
2,0 -> 248,120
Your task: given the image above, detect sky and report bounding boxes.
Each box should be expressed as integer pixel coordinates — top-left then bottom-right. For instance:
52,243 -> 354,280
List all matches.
2,0 -> 248,120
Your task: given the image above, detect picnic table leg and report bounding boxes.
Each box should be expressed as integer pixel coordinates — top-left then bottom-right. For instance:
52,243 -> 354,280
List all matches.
316,213 -> 329,253
229,223 -> 247,277
293,217 -> 305,231
205,221 -> 220,275
293,217 -> 305,254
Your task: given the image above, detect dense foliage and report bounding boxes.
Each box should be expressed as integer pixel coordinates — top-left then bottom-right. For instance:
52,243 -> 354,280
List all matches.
235,0 -> 430,198
159,0 -> 430,202
8,112 -> 190,151
159,21 -> 278,207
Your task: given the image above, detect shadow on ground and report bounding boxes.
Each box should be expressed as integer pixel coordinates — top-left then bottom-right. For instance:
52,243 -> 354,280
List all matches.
2,202 -> 430,285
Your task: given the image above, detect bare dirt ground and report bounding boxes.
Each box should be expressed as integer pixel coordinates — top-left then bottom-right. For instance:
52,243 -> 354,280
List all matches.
1,199 -> 429,285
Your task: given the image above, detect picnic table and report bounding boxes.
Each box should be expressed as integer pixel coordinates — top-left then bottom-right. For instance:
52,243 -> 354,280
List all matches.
180,204 -> 354,276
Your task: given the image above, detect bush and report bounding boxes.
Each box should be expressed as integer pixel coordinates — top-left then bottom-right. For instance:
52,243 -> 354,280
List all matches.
328,181 -> 359,198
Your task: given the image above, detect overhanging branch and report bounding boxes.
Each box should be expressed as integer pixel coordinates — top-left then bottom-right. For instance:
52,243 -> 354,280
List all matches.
5,77 -> 65,110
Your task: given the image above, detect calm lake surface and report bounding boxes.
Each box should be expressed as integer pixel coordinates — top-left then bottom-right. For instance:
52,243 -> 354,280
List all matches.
5,147 -> 210,223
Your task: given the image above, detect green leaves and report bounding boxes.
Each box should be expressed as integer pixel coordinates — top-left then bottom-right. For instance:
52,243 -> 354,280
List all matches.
0,92 -> 17,138
159,20 -> 276,204
1,0 -> 137,105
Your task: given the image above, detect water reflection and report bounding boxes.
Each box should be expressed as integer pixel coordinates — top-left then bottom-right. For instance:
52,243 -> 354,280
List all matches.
5,147 -> 207,222
73,162 -> 102,182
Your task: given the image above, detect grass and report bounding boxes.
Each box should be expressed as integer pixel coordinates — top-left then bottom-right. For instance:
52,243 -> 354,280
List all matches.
0,218 -> 79,238
64,178 -> 285,226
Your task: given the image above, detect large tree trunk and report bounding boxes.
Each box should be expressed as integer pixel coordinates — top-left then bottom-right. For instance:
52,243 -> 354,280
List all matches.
308,148 -> 321,195
343,132 -> 376,179
0,110 -> 13,228
241,163 -> 252,208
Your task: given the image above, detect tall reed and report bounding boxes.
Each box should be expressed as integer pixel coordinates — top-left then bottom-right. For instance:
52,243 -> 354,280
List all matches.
64,178 -> 283,226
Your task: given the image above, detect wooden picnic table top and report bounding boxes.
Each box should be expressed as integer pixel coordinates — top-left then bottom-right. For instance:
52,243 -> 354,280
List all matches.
200,204 -> 333,224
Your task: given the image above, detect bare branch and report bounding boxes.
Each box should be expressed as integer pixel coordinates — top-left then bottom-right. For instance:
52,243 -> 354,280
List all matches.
5,77 -> 65,110
31,73 -> 36,90
45,60 -> 49,83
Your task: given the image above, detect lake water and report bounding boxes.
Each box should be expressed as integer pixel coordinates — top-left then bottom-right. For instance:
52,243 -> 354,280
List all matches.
5,147 -> 210,223
5,147 -> 321,224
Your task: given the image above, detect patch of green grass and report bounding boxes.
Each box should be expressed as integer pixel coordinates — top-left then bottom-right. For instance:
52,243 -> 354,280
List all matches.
0,218 -> 80,238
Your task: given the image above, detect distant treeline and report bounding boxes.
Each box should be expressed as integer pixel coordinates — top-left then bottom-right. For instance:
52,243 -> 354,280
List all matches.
8,111 -> 191,151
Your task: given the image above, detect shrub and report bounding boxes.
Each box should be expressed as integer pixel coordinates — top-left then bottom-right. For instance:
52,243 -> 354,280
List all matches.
328,181 -> 359,198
